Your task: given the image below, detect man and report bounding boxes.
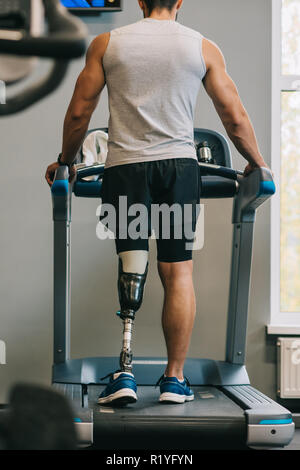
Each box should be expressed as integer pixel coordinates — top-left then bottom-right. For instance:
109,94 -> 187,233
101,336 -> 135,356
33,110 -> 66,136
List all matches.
46,0 -> 269,406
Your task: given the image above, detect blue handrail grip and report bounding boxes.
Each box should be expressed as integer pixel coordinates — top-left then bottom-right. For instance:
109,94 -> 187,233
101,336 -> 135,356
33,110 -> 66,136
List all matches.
257,180 -> 276,198
51,180 -> 69,196
259,418 -> 293,425
73,180 -> 103,198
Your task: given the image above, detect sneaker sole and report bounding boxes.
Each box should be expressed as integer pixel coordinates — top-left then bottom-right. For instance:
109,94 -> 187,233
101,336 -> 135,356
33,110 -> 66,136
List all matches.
159,392 -> 194,404
98,388 -> 137,407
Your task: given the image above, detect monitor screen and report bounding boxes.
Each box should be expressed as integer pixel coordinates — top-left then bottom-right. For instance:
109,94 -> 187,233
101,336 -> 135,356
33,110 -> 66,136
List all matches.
61,0 -> 121,10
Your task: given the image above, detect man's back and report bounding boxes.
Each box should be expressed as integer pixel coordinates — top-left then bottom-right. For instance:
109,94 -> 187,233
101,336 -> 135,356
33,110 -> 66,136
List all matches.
103,19 -> 206,168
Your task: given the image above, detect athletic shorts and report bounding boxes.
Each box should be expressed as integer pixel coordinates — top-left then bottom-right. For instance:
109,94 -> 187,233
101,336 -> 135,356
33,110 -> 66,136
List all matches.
99,158 -> 201,263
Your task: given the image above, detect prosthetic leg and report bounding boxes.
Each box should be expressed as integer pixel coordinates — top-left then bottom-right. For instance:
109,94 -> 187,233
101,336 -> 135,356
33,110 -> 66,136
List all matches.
116,251 -> 148,373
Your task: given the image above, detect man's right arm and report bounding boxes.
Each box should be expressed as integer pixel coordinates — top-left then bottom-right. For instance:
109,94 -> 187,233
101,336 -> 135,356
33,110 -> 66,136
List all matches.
202,39 -> 268,174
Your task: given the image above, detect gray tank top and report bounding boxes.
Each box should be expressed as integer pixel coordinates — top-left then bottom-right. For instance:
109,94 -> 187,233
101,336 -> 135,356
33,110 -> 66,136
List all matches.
103,18 -> 206,168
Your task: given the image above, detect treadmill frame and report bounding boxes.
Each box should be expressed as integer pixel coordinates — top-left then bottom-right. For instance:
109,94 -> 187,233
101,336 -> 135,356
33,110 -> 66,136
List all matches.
51,128 -> 294,448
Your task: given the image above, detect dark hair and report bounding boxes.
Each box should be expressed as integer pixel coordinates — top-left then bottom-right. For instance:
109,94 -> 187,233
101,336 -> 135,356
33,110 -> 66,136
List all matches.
143,0 -> 178,14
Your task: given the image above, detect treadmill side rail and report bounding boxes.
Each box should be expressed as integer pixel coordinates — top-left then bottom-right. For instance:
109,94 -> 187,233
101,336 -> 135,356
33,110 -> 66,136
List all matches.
223,385 -> 294,448
247,422 -> 295,448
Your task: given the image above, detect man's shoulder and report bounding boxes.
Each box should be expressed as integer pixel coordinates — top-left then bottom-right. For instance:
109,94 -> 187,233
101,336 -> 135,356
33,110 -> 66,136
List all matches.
89,32 -> 110,58
109,21 -> 143,36
108,21 -> 204,40
175,22 -> 204,40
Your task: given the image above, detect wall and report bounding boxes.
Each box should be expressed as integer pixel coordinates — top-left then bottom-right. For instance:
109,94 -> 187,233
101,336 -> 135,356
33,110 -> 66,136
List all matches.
0,0 -> 274,402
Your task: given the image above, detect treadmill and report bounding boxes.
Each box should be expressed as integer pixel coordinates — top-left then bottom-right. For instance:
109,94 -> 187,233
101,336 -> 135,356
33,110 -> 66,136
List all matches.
51,128 -> 295,450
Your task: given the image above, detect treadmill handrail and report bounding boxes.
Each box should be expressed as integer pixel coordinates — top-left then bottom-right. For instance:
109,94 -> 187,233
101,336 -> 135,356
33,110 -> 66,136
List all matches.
199,162 -> 243,180
52,163 -> 274,202
233,166 -> 275,224
73,162 -> 243,182
76,163 -> 105,180
51,164 -> 275,205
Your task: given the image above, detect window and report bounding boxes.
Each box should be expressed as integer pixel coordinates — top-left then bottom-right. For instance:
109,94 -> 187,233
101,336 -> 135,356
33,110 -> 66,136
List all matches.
270,0 -> 300,332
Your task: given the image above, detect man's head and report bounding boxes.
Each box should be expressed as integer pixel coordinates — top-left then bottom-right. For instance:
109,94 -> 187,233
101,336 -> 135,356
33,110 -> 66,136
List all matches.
138,0 -> 183,18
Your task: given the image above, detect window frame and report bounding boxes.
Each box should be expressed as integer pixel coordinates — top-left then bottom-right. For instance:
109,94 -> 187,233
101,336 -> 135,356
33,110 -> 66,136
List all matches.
269,0 -> 300,332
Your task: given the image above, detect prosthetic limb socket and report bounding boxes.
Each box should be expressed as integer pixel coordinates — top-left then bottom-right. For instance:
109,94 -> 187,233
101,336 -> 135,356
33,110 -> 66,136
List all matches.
116,251 -> 148,373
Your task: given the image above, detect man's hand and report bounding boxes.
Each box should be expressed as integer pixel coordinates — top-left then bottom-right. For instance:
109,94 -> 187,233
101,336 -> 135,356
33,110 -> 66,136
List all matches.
243,161 -> 273,177
45,162 -> 59,187
45,162 -> 77,187
244,162 -> 262,177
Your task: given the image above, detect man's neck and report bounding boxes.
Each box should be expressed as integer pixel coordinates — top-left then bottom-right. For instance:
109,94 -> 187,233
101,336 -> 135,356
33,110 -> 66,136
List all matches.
146,9 -> 176,21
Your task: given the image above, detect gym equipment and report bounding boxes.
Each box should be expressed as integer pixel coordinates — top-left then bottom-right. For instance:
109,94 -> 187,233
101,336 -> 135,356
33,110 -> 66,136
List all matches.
0,0 -> 87,115
196,141 -> 216,164
0,0 -> 88,449
0,384 -> 77,450
51,127 -> 295,450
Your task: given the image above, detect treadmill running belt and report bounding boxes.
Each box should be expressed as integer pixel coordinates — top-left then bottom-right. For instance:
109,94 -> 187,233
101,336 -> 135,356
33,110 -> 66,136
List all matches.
88,386 -> 247,450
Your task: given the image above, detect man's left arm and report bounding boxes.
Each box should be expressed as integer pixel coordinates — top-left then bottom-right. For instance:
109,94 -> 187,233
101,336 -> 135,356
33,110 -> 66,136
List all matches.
45,32 -> 109,186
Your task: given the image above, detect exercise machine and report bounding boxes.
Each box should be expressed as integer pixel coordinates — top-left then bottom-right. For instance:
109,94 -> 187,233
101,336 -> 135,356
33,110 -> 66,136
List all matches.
0,0 -> 87,115
0,0 -> 88,450
51,128 -> 295,450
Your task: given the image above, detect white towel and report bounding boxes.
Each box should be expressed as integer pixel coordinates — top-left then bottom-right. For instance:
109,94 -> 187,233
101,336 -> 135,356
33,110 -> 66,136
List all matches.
79,130 -> 108,181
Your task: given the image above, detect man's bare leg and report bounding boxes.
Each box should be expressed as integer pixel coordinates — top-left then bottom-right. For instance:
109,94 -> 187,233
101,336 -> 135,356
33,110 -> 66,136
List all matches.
157,260 -> 196,381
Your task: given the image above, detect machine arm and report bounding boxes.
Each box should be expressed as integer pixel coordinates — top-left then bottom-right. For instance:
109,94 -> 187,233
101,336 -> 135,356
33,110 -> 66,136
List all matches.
0,0 -> 87,116
0,0 -> 87,58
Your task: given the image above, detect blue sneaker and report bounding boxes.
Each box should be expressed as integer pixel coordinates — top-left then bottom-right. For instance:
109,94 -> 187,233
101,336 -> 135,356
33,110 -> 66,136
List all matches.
98,371 -> 137,407
156,375 -> 194,404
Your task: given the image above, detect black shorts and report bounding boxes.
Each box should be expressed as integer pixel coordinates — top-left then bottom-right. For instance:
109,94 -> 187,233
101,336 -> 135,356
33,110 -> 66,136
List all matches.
100,158 -> 201,263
